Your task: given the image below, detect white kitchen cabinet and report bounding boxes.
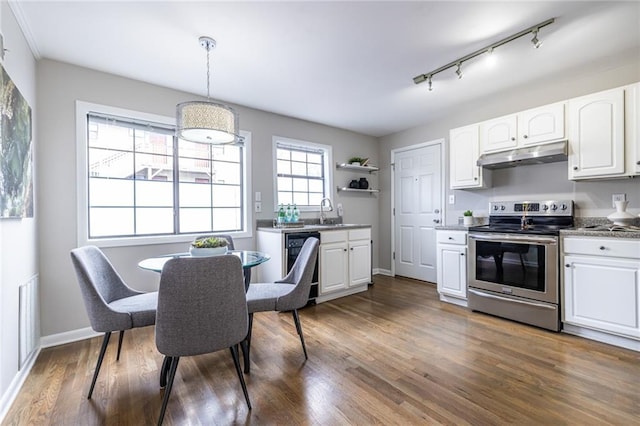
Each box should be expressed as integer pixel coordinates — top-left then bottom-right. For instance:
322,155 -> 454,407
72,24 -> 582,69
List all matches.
449,124 -> 490,189
318,228 -> 371,303
480,103 -> 566,153
518,102 -> 566,146
319,238 -> 349,294
436,230 -> 468,306
562,237 -> 640,345
568,87 -> 625,179
631,83 -> 640,175
480,115 -> 518,153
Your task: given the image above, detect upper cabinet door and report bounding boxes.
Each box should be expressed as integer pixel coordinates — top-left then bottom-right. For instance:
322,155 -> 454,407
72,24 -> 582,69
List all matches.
480,115 -> 517,153
568,88 -> 625,179
518,102 -> 565,146
450,124 -> 484,189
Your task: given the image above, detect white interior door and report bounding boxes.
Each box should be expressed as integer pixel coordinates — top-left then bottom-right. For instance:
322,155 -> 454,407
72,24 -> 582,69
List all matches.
393,142 -> 442,283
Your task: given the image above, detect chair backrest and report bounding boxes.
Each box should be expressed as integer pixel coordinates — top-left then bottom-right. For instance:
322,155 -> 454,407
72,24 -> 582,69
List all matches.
275,237 -> 319,311
194,234 -> 235,251
155,255 -> 248,357
70,245 -> 139,332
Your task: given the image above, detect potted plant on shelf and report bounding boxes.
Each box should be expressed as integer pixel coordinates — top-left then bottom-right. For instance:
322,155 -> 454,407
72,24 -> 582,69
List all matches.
189,236 -> 229,257
348,156 -> 369,167
463,210 -> 474,226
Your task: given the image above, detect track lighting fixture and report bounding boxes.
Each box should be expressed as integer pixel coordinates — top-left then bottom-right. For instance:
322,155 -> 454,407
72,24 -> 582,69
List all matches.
531,28 -> 542,48
413,18 -> 554,91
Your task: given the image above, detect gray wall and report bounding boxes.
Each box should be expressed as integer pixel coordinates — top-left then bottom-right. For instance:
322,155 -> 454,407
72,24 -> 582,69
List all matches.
0,2 -> 38,408
378,53 -> 640,271
36,59 -> 378,337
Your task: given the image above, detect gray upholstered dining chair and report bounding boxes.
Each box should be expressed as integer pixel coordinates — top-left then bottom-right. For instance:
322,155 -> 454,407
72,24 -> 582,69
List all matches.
244,237 -> 319,373
155,255 -> 251,425
70,245 -> 158,399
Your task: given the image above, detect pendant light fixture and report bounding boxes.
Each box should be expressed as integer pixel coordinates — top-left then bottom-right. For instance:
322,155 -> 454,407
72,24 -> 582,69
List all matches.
177,36 -> 239,144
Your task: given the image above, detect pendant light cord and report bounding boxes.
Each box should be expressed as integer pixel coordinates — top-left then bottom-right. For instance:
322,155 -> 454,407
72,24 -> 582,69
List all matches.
206,45 -> 211,100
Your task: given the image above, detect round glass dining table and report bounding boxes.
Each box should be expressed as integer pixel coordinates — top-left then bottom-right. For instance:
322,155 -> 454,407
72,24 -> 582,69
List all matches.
138,250 -> 270,290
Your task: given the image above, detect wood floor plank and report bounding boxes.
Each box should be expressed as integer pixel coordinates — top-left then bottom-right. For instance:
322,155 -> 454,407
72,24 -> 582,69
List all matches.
3,275 -> 639,425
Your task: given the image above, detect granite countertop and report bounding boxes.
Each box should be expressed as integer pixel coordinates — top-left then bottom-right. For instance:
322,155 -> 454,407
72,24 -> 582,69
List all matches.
560,228 -> 640,239
564,217 -> 640,239
257,222 -> 371,233
436,225 -> 470,231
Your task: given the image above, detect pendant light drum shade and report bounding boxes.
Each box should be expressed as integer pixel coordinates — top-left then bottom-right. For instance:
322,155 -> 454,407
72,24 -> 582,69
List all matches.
176,100 -> 238,144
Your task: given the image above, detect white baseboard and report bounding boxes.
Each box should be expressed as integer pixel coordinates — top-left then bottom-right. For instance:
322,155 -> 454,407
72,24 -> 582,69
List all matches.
562,324 -> 640,352
0,346 -> 41,424
40,326 -> 100,349
373,268 -> 392,276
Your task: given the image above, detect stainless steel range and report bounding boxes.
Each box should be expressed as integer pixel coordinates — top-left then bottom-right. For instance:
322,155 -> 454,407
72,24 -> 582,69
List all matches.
467,200 -> 574,331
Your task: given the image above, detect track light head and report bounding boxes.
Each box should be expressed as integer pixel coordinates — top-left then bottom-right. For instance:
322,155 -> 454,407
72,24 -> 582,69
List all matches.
455,63 -> 463,79
427,75 -> 433,91
531,28 -> 542,48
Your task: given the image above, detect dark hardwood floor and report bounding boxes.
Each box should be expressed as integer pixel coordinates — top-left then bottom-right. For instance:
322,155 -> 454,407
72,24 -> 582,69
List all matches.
3,275 -> 639,425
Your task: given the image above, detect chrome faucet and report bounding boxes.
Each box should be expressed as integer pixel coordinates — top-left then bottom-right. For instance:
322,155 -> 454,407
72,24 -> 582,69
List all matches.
319,197 -> 334,224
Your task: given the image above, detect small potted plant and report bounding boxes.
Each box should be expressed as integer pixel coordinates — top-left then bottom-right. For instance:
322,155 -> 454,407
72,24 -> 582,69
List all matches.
463,210 -> 474,226
189,236 -> 229,257
348,156 -> 368,166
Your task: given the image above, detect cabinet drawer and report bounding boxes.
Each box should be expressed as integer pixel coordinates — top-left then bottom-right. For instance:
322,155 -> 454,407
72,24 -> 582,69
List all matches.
349,228 -> 371,241
437,231 -> 467,245
564,237 -> 640,259
321,230 -> 348,244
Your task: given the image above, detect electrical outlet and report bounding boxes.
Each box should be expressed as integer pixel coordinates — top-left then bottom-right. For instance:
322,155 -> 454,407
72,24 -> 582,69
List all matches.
255,201 -> 262,213
612,193 -> 626,208
449,194 -> 455,204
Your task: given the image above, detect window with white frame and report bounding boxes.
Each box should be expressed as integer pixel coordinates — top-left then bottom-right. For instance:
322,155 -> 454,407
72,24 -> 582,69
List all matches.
274,136 -> 332,210
78,103 -> 248,243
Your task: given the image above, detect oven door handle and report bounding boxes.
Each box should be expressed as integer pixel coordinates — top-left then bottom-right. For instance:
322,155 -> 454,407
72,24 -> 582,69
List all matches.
468,289 -> 556,310
468,234 -> 557,245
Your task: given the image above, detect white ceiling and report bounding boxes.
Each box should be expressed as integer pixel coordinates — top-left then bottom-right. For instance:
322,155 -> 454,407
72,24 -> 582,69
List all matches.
9,1 -> 640,137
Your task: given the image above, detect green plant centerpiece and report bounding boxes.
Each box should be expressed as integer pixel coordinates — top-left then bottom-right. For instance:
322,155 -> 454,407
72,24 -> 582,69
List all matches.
463,210 -> 473,217
189,236 -> 229,256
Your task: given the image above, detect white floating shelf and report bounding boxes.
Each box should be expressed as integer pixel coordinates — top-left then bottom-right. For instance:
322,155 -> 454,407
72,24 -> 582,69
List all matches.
337,187 -> 379,193
336,163 -> 379,173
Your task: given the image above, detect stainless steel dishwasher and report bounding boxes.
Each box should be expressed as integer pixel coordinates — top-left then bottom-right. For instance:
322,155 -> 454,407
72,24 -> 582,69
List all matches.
285,232 -> 320,303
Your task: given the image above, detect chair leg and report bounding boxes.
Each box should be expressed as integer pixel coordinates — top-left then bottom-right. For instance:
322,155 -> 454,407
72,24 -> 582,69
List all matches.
243,313 -> 253,373
88,332 -> 111,399
158,357 -> 179,426
116,330 -> 125,361
160,356 -> 170,388
230,345 -> 252,410
291,309 -> 308,360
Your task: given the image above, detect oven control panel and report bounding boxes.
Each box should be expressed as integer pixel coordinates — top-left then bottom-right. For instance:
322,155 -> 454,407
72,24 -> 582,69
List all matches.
489,200 -> 573,216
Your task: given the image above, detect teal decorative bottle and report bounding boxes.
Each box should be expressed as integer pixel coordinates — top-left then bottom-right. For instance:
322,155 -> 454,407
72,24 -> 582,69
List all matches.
277,204 -> 285,224
285,204 -> 293,222
292,204 -> 300,222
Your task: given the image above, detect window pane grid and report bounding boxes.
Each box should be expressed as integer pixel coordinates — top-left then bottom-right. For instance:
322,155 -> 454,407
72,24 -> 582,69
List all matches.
86,112 -> 245,239
275,140 -> 327,208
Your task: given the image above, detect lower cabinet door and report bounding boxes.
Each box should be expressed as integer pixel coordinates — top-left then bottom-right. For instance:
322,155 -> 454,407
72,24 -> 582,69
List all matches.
319,242 -> 349,294
437,245 -> 467,299
564,255 -> 640,338
349,239 -> 371,286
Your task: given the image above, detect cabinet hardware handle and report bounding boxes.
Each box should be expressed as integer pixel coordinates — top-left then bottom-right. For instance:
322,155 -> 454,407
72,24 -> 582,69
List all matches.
511,137 -> 516,141
433,219 -> 440,223
523,135 -> 528,139
474,177 -> 478,180
573,166 -> 578,170
350,248 -> 353,250
343,249 -> 347,252
565,264 -> 570,268
637,161 -> 640,165
460,253 -> 465,256
448,237 -> 453,240
599,246 -> 606,250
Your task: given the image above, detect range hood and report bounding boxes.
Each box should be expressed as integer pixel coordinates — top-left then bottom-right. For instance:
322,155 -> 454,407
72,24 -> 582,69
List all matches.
476,141 -> 568,169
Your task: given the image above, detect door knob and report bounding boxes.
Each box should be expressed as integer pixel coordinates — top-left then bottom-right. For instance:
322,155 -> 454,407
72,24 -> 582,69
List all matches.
433,219 -> 440,224
434,209 -> 440,214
